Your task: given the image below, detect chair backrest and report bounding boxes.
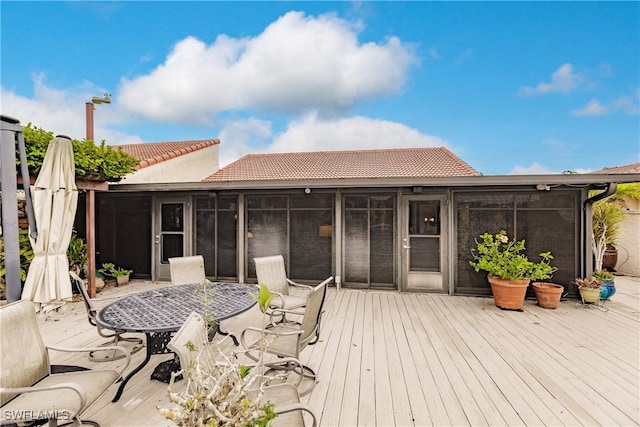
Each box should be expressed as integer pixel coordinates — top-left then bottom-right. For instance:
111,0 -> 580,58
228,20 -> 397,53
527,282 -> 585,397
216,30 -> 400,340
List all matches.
70,271 -> 97,327
0,300 -> 50,405
298,279 -> 329,348
169,255 -> 206,285
167,311 -> 214,370
254,255 -> 289,295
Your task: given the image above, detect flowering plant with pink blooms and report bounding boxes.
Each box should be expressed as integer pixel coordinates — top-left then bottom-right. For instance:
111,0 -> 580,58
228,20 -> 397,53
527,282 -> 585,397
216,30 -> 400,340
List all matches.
469,230 -> 556,280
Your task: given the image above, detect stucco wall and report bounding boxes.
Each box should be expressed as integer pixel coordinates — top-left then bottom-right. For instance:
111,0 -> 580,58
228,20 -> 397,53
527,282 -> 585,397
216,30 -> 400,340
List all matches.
120,145 -> 219,184
615,197 -> 640,276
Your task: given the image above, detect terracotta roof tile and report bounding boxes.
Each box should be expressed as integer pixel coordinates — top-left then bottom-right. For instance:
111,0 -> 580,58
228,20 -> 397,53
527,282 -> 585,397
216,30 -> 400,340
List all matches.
204,147 -> 479,182
115,139 -> 220,170
592,162 -> 640,174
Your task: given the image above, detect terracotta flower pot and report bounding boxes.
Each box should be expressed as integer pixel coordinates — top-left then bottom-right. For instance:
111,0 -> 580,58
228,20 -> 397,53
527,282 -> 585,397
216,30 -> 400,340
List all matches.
532,282 -> 564,309
487,275 -> 530,310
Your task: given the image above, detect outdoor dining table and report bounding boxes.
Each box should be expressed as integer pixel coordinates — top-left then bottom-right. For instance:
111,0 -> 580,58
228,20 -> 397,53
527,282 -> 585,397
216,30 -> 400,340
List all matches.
96,281 -> 257,402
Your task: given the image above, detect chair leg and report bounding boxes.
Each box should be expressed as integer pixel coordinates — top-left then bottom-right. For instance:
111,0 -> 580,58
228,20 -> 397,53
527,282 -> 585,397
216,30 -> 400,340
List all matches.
88,334 -> 143,362
264,361 -> 316,397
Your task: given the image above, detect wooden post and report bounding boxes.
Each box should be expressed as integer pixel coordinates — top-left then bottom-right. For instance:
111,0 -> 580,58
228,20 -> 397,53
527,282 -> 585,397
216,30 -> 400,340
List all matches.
86,189 -> 96,297
85,102 -> 96,297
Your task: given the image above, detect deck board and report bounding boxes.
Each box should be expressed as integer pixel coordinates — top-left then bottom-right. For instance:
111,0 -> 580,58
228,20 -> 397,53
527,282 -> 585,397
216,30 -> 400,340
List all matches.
27,275 -> 640,426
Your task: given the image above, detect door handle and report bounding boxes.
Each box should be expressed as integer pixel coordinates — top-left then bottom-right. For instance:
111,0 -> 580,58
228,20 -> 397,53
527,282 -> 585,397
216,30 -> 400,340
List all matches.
155,235 -> 160,244
403,244 -> 411,249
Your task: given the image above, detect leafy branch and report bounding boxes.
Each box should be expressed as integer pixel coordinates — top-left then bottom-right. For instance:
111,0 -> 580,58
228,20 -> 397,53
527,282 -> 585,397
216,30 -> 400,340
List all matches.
18,122 -> 139,181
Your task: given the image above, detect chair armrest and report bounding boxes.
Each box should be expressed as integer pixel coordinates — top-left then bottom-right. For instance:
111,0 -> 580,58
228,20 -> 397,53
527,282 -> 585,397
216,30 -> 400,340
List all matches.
46,344 -> 131,374
285,278 -> 314,291
275,403 -> 318,427
242,326 -> 302,338
0,382 -> 85,418
269,291 -> 286,308
268,306 -> 305,326
240,326 -> 303,351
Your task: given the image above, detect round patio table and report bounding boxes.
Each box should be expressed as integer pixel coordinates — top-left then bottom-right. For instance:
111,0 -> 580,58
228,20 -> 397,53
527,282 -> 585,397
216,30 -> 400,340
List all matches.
97,282 -> 256,401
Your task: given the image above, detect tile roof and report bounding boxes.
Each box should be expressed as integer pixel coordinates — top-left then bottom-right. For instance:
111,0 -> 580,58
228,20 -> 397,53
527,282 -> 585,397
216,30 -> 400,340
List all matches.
204,147 -> 479,182
592,162 -> 640,175
115,139 -> 220,170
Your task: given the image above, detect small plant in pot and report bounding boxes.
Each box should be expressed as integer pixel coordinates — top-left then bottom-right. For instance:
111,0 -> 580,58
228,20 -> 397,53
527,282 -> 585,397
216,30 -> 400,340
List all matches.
470,230 -> 557,310
593,270 -> 615,300
573,277 -> 603,304
99,262 -> 133,286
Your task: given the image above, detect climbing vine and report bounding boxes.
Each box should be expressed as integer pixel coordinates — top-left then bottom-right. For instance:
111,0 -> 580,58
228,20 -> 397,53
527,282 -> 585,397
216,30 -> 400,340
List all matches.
18,123 -> 139,181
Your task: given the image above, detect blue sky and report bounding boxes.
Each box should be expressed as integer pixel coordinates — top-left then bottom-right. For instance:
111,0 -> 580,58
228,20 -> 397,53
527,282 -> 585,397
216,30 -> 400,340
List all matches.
2,1 -> 638,175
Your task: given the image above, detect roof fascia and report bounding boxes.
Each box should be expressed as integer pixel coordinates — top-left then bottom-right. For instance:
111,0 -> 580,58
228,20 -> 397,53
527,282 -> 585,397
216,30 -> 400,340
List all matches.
108,173 -> 640,192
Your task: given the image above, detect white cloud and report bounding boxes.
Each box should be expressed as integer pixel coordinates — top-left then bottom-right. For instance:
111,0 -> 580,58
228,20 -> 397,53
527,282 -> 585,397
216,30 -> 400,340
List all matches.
519,63 -> 583,95
117,11 -> 417,124
508,162 -> 558,175
571,98 -> 609,117
217,118 -> 273,167
613,91 -> 640,115
454,49 -> 472,66
269,112 -> 449,153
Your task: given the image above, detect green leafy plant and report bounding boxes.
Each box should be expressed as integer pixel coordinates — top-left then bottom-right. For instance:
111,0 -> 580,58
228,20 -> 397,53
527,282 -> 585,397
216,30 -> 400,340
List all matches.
19,122 -> 139,181
470,230 -> 556,280
592,269 -> 613,281
98,262 -> 133,277
67,233 -> 88,276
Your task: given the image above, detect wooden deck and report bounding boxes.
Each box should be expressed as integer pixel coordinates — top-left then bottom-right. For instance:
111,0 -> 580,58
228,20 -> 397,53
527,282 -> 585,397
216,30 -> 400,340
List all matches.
35,276 -> 640,427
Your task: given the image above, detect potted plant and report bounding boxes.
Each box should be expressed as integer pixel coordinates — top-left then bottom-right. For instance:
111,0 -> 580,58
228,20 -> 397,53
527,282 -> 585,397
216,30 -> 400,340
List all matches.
593,269 -> 615,300
470,230 -> 557,310
573,277 -> 603,304
591,183 -> 640,272
99,262 -> 133,286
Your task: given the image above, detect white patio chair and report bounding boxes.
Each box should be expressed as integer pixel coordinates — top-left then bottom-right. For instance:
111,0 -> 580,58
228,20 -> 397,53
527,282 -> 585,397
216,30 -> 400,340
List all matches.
0,299 -> 130,427
240,279 -> 329,396
169,255 -> 206,285
254,255 -> 332,324
71,271 -> 143,362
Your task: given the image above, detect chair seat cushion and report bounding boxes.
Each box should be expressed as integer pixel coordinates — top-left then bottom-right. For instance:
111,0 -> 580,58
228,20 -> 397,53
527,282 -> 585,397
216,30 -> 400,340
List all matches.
1,370 -> 119,421
270,294 -> 306,310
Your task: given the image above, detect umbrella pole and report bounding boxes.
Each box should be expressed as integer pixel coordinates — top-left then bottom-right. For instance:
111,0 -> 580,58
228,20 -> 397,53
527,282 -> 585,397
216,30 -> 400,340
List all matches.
16,131 -> 38,239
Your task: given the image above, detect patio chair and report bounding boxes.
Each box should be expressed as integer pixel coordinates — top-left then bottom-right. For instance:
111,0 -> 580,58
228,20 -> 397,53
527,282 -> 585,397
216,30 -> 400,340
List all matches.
240,279 -> 328,396
168,312 -> 316,426
254,255 -> 332,324
0,299 -> 130,427
71,271 -> 143,362
168,255 -> 206,285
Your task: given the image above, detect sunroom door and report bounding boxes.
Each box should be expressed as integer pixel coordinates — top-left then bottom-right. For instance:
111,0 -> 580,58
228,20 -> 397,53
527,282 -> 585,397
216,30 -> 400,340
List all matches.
401,195 -> 448,292
154,197 -> 191,281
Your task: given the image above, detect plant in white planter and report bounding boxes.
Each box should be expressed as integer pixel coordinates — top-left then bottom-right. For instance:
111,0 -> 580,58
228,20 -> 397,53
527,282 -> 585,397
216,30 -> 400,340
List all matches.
99,262 -> 133,285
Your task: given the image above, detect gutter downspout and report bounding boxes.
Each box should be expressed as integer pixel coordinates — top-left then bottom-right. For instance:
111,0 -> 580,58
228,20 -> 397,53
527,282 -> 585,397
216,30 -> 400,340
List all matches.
582,182 -> 616,277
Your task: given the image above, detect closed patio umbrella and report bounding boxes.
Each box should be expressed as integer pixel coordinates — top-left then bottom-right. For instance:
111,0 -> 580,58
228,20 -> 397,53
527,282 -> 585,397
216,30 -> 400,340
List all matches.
22,135 -> 78,312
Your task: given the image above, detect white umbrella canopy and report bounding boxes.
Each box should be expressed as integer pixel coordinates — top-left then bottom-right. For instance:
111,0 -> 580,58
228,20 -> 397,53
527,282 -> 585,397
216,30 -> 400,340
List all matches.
22,135 -> 78,312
